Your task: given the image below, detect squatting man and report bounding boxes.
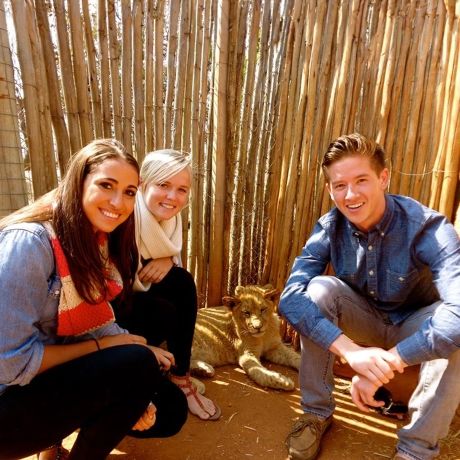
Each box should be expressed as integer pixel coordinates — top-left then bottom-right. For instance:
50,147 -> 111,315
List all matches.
279,133 -> 460,460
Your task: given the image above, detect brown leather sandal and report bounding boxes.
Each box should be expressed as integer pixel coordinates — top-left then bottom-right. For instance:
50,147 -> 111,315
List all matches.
172,374 -> 221,421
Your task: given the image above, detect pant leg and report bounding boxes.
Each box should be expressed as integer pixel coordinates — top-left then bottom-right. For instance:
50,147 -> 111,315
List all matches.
388,302 -> 460,459
0,344 -> 187,460
120,267 -> 198,376
299,276 -> 388,417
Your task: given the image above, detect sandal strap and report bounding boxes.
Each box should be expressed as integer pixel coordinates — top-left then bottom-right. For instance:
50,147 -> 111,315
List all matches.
172,375 -> 208,413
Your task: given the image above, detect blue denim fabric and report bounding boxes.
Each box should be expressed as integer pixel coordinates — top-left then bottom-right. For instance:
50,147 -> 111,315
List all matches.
279,194 -> 460,366
0,222 -> 126,396
299,276 -> 460,459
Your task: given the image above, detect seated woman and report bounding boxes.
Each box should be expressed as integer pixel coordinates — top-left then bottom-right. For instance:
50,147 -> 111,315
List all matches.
116,149 -> 221,421
0,139 -> 187,460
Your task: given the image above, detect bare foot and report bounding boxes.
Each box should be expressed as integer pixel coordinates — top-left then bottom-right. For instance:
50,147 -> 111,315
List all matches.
171,374 -> 221,421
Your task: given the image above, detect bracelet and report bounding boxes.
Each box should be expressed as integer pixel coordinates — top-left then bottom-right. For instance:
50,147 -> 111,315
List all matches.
91,337 -> 101,351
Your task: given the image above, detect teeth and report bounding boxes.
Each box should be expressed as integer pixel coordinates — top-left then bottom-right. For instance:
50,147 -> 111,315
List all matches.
348,203 -> 363,209
101,209 -> 120,219
161,203 -> 174,209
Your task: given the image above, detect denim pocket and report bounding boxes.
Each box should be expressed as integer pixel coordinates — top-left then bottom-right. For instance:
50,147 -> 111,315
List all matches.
383,268 -> 419,302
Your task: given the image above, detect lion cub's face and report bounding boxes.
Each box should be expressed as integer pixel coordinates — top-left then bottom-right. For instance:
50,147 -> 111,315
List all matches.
223,284 -> 279,338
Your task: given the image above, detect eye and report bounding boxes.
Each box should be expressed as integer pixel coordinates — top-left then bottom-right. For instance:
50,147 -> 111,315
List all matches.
334,184 -> 345,191
179,187 -> 189,194
243,311 -> 250,318
261,308 -> 267,314
159,182 -> 169,189
125,189 -> 137,197
99,181 -> 113,190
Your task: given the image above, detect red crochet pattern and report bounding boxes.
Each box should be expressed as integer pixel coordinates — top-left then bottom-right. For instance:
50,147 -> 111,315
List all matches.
44,222 -> 122,336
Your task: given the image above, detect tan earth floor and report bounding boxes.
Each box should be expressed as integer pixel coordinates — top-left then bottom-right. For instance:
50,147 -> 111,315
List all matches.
23,364 -> 459,460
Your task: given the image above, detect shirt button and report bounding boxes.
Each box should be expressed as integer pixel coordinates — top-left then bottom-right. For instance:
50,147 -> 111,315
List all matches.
370,290 -> 375,295
368,245 -> 373,251
399,276 -> 404,281
380,232 -> 385,237
369,270 -> 374,276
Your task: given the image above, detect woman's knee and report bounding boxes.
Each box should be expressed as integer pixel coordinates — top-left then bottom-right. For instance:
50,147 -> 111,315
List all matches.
103,344 -> 161,389
169,267 -> 197,296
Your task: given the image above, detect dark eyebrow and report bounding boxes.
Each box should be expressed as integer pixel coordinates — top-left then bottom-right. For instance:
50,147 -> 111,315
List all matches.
98,177 -> 138,190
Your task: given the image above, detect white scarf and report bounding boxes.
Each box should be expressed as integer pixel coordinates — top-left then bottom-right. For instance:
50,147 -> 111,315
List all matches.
134,192 -> 183,292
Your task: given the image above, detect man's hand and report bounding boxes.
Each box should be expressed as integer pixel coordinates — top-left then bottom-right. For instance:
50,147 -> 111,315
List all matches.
139,257 -> 174,284
330,335 -> 405,386
132,402 -> 156,431
350,374 -> 384,412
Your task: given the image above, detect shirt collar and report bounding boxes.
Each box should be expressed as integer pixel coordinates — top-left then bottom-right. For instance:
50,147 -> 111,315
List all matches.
347,194 -> 394,238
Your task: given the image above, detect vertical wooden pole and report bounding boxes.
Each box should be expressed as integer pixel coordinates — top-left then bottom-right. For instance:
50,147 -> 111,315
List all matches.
208,0 -> 228,306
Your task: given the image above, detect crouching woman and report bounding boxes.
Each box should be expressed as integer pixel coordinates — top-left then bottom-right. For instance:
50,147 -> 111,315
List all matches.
0,139 -> 187,460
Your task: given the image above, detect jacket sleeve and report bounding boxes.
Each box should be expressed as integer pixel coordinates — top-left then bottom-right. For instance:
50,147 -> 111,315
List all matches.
278,222 -> 343,350
0,226 -> 54,387
396,214 -> 460,365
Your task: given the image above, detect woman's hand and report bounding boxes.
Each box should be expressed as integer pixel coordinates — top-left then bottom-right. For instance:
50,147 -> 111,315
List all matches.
149,346 -> 175,370
138,257 -> 174,284
98,333 -> 148,350
99,335 -> 175,370
132,402 -> 156,431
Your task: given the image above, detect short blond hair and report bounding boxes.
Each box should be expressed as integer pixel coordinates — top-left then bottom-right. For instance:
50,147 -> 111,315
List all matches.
140,149 -> 191,187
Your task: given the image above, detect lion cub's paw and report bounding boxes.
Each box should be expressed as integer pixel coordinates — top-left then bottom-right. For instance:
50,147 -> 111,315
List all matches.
190,360 -> 215,378
250,368 -> 295,391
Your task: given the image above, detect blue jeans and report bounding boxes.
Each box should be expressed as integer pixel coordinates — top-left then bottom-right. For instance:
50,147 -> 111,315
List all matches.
299,276 -> 460,460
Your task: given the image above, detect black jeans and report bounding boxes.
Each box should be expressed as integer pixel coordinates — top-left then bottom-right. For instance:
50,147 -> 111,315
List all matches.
117,267 -> 198,376
0,345 -> 187,460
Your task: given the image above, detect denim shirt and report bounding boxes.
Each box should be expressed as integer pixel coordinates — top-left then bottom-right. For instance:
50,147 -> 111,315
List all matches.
279,194 -> 460,366
0,222 -> 127,396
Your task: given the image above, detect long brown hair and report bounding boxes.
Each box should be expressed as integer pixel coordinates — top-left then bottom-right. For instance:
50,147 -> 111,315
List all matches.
0,139 -> 139,304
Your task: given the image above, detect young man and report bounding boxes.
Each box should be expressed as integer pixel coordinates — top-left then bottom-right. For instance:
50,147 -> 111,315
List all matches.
279,133 -> 460,460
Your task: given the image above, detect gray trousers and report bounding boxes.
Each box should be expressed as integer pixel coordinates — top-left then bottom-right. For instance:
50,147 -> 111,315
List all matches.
299,276 -> 460,459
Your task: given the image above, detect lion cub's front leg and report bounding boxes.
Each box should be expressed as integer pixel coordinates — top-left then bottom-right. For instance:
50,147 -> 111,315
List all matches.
239,352 -> 295,390
264,343 -> 300,370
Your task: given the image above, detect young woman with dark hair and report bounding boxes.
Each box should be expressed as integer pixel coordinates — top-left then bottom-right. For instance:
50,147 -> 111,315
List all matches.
0,139 -> 187,460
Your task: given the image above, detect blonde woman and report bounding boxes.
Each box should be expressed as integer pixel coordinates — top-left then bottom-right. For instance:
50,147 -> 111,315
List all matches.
117,149 -> 221,421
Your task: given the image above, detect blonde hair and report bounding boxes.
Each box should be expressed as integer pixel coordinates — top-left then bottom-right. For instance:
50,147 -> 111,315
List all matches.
140,149 -> 192,187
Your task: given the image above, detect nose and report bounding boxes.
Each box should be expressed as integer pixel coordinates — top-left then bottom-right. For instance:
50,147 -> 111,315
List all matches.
110,191 -> 124,209
345,185 -> 357,200
166,189 -> 177,200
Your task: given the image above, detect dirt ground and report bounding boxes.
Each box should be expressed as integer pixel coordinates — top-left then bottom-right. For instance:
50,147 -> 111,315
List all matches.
23,363 -> 460,460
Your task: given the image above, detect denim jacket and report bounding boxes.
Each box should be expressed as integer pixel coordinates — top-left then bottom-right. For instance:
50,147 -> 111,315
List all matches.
0,222 -> 127,396
279,194 -> 460,366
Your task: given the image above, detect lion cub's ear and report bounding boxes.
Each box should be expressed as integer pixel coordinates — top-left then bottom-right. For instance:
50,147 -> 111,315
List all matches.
223,296 -> 241,309
263,288 -> 280,300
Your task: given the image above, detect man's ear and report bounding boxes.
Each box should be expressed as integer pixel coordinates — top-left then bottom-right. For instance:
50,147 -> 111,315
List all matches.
380,168 -> 390,190
326,182 -> 334,201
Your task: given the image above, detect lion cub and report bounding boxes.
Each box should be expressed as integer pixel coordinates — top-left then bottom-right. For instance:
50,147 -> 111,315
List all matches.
190,284 -> 300,390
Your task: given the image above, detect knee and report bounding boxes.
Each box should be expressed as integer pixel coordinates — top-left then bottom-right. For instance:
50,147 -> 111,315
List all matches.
171,267 -> 197,297
110,344 -> 161,387
307,276 -> 345,312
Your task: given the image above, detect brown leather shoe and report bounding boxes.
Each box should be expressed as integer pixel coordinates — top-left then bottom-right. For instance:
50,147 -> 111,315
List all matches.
37,444 -> 69,460
285,413 -> 332,460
